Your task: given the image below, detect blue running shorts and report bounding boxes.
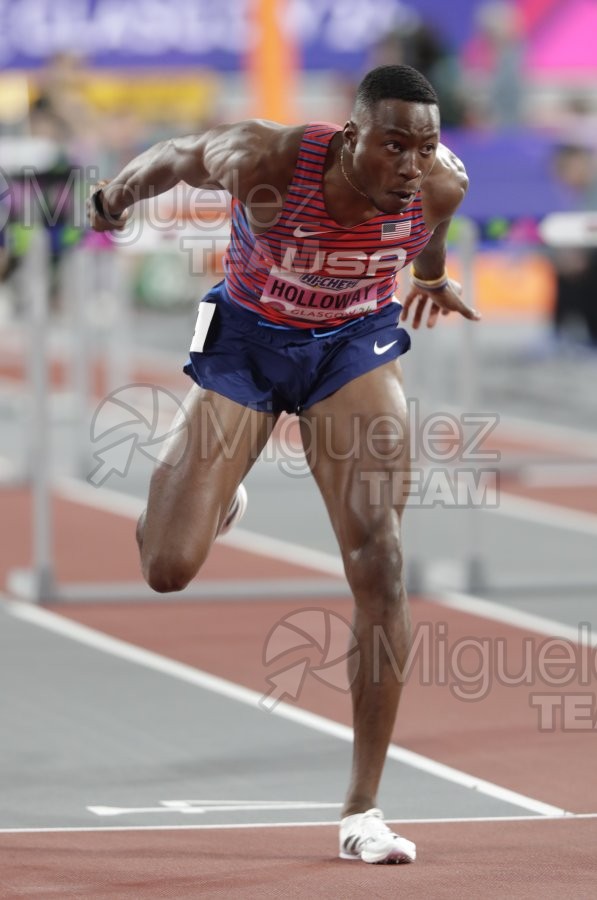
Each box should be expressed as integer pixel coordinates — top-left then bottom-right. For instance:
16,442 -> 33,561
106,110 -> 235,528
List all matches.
183,281 -> 411,415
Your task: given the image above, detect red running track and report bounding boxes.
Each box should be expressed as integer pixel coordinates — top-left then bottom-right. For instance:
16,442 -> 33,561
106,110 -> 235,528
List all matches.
2,468 -> 597,896
2,818 -> 597,899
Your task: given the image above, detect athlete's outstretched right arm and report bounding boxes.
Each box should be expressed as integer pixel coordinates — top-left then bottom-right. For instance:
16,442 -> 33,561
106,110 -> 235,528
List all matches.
88,121 -> 299,231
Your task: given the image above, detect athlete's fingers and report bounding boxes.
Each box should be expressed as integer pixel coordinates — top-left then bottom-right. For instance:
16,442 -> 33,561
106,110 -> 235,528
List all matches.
445,280 -> 480,320
87,180 -> 128,231
401,284 -> 481,327
399,289 -> 418,321
400,288 -> 428,328
411,295 -> 428,330
87,181 -> 107,226
454,297 -> 482,321
402,292 -> 421,327
426,302 -> 442,328
89,179 -> 109,197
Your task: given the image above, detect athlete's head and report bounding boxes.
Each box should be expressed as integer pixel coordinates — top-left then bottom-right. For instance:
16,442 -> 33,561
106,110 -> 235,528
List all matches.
343,65 -> 440,214
354,64 -> 439,111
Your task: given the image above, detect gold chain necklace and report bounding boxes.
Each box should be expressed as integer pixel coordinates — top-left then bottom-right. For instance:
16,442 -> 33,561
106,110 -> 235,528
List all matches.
340,145 -> 370,201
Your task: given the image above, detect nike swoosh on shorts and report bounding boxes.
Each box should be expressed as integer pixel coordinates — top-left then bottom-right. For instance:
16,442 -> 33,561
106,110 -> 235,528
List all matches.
373,339 -> 399,355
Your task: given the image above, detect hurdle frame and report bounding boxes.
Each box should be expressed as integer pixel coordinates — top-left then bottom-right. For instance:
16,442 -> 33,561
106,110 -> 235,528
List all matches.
6,214 -> 597,603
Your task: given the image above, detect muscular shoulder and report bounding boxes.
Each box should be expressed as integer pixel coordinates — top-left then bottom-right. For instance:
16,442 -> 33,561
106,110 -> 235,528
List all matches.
421,143 -> 469,227
201,120 -> 306,202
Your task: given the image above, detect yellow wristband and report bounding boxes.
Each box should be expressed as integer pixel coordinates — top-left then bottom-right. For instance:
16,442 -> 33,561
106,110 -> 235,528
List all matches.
411,268 -> 449,291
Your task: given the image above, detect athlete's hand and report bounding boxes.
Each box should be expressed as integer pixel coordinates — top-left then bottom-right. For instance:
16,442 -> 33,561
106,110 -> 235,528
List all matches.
87,180 -> 129,232
400,279 -> 481,329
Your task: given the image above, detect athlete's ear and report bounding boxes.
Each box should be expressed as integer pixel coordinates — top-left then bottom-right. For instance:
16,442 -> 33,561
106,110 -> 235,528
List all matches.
343,121 -> 358,154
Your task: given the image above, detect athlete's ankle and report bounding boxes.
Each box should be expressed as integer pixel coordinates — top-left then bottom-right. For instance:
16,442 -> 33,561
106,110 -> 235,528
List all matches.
342,796 -> 377,817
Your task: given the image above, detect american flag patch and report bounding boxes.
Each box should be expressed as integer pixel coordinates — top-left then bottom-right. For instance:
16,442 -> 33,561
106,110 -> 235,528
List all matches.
381,220 -> 412,240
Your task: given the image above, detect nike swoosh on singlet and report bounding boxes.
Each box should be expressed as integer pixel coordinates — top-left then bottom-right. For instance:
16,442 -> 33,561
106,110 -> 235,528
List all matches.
373,339 -> 399,355
293,224 -> 334,238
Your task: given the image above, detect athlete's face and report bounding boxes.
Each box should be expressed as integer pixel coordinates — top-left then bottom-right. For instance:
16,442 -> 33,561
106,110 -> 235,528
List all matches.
345,99 -> 440,214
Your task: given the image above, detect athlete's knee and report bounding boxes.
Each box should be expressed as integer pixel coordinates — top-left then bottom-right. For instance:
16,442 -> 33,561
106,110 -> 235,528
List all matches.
142,546 -> 206,593
140,528 -> 211,593
346,518 -> 404,585
344,519 -> 405,616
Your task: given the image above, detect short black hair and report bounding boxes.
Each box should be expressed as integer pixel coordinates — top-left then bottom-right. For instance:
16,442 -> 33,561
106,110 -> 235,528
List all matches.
355,65 -> 439,110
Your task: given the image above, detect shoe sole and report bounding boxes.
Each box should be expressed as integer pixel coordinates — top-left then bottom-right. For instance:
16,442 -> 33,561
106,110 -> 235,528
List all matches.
339,851 -> 415,864
218,484 -> 248,536
340,839 -> 416,864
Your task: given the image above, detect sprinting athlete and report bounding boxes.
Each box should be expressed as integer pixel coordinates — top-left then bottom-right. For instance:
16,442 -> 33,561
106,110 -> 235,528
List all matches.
88,65 -> 479,865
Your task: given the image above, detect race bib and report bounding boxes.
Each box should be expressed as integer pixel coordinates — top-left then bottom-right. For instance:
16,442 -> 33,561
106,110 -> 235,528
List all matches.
260,270 -> 378,323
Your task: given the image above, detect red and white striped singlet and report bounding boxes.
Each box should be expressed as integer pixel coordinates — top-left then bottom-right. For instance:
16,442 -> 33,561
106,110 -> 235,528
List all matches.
223,122 -> 433,329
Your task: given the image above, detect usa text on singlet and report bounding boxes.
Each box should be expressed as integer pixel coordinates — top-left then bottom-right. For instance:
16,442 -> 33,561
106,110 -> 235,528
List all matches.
223,122 -> 433,329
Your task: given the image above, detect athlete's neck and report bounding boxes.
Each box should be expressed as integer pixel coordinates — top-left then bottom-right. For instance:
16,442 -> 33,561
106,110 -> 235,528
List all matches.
340,146 -> 370,201
323,135 -> 379,227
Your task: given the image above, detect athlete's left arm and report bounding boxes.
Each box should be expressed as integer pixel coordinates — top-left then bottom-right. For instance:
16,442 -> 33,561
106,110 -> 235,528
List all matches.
400,145 -> 481,329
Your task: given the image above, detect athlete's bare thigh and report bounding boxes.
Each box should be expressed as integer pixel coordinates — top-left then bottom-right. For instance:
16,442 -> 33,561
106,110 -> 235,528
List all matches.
140,384 -> 276,587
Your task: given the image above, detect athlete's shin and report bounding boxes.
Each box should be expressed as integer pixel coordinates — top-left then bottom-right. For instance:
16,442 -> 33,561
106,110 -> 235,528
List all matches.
342,528 -> 412,816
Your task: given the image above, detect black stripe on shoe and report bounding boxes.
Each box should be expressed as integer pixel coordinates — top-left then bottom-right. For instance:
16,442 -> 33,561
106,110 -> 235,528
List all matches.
344,835 -> 361,855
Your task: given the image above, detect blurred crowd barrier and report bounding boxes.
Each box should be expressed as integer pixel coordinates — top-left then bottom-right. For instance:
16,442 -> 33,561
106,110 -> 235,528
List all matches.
1,0 -> 596,343
1,0 -> 597,602
1,135 -> 597,600
6,205 -> 597,601
0,132 -> 594,323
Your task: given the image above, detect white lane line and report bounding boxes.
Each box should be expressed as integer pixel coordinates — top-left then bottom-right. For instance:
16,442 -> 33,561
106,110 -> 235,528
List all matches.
497,491 -> 597,536
495,414 -> 597,457
56,464 -> 597,556
517,466 -> 597,488
55,477 -> 145,518
53,475 -> 346,576
56,464 -> 597,542
221,528 -> 344,577
4,599 -> 568,819
12,473 -> 592,817
54,477 -> 344,575
53,477 -> 597,642
1,813 -> 597,835
440,405 -> 597,458
88,801 -> 343,817
431,591 -> 597,647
